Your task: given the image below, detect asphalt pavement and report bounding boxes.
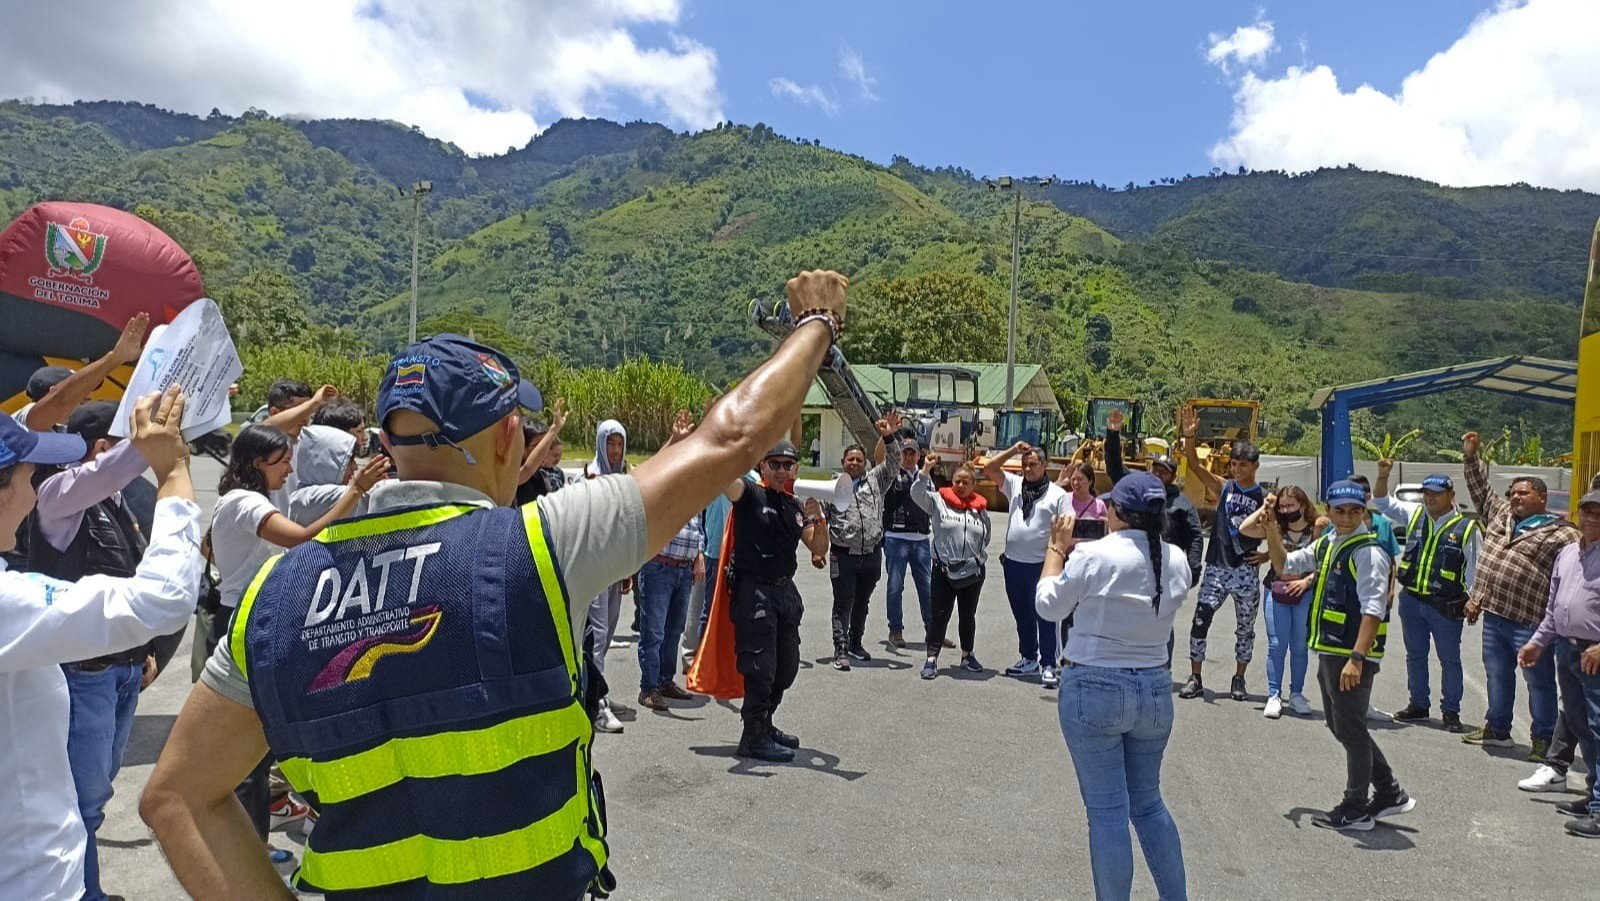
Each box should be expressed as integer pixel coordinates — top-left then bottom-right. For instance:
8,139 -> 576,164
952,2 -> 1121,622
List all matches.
98,460 -> 1590,898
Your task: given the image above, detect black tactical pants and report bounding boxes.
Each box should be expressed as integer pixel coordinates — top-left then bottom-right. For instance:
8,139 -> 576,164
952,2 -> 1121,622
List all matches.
731,575 -> 803,723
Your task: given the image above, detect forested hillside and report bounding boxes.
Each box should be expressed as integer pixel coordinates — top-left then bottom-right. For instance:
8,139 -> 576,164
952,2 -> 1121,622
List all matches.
0,100 -> 1586,456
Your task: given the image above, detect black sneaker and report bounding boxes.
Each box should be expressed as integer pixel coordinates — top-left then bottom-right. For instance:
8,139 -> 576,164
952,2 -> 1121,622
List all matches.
1230,675 -> 1248,702
832,654 -> 851,671
1565,815 -> 1600,838
847,645 -> 872,662
1368,790 -> 1415,821
1392,704 -> 1429,723
1442,712 -> 1468,733
1178,674 -> 1204,699
1556,798 -> 1590,817
737,733 -> 795,763
1313,801 -> 1375,832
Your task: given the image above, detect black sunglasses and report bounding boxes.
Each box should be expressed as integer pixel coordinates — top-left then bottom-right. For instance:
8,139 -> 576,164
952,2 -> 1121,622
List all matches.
765,459 -> 797,471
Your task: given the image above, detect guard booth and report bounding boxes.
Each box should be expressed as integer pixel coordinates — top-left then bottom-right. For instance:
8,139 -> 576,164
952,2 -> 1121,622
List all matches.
1311,355 -> 1576,497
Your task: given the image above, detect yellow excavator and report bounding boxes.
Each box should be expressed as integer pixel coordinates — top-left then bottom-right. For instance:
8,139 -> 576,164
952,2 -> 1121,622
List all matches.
1176,398 -> 1264,525
1069,397 -> 1160,493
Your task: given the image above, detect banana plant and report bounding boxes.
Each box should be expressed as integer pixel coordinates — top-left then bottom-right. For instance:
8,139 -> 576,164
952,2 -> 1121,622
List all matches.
1352,428 -> 1423,461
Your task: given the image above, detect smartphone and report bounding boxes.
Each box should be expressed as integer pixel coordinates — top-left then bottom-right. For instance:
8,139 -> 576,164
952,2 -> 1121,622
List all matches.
1072,519 -> 1107,541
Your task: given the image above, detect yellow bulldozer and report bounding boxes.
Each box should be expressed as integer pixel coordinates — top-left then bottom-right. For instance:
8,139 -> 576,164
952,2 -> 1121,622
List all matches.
1176,398 -> 1264,526
1069,397 -> 1166,493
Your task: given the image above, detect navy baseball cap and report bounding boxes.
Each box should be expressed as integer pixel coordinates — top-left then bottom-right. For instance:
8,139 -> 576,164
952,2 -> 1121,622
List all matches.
763,440 -> 800,461
1108,471 -> 1167,513
1421,474 -> 1454,493
1326,480 -> 1367,508
26,365 -> 73,401
378,334 -> 542,456
0,413 -> 86,468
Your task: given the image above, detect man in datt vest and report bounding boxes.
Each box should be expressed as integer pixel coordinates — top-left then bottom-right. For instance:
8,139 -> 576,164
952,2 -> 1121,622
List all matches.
1372,463 -> 1481,734
140,270 -> 852,900
1263,480 -> 1416,832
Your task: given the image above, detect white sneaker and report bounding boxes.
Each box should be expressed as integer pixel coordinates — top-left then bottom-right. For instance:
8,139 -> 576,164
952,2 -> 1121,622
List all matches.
1366,704 -> 1393,722
1288,693 -> 1313,716
1519,764 -> 1568,792
1041,665 -> 1060,690
594,704 -> 624,734
1263,695 -> 1283,719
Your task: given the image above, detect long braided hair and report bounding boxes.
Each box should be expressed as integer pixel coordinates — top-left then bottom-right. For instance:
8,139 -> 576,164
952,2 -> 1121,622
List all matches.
1117,502 -> 1169,611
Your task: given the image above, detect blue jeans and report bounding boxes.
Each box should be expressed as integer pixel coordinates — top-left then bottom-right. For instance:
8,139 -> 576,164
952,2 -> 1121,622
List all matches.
64,661 -> 144,901
1002,556 -> 1055,664
638,559 -> 694,693
1058,665 -> 1187,901
1482,612 -> 1556,739
1555,639 -> 1600,815
1397,590 -> 1465,714
884,536 -> 932,633
1263,589 -> 1309,698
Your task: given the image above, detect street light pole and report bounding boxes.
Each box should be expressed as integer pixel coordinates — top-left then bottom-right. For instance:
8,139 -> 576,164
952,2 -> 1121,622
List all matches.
1006,185 -> 1021,405
408,181 -> 432,345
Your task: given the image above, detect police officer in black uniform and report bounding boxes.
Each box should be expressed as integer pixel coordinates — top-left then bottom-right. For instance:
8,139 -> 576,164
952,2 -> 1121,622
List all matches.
723,440 -> 831,762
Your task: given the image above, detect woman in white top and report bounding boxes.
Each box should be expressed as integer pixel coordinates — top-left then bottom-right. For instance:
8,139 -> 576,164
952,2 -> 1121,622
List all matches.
0,388 -> 200,901
1036,472 -> 1192,901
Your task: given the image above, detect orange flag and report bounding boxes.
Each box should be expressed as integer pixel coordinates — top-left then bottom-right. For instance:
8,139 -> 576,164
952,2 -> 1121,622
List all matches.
687,512 -> 743,699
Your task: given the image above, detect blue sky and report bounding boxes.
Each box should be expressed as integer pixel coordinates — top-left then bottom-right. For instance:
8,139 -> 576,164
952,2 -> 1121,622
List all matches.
3,0 -> 1594,191
640,0 -> 1496,184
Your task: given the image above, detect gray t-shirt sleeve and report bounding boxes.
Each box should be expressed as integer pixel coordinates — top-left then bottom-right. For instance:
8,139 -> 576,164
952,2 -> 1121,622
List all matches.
535,474 -> 650,640
200,615 -> 255,707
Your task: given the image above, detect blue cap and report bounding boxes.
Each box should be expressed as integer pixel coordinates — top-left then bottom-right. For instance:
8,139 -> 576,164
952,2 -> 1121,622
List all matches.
1325,479 -> 1367,508
0,413 -> 86,469
1108,471 -> 1167,513
378,334 -> 542,455
1421,474 -> 1454,493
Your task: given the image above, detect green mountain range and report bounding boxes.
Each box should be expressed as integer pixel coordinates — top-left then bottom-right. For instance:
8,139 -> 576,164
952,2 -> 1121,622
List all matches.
0,100 -> 1588,457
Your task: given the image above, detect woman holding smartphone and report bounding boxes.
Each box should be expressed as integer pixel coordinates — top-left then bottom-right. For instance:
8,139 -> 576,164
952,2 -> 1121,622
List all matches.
1036,472 -> 1193,900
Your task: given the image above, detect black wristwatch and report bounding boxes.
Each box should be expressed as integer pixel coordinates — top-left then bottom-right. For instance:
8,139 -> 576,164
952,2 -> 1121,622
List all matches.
1349,651 -> 1367,664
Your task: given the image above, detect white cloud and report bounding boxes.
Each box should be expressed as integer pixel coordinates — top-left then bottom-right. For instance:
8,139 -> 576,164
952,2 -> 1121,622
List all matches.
768,77 -> 839,115
839,46 -> 878,102
1206,21 -> 1276,73
0,0 -> 723,156
1210,0 -> 1600,191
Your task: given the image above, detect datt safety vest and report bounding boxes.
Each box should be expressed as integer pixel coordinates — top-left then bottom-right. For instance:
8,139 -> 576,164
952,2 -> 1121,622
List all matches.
1396,508 -> 1477,603
1307,531 -> 1387,659
231,501 -> 609,900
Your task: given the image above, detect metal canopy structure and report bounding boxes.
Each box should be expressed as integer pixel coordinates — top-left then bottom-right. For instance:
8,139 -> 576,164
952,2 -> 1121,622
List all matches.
1312,355 -> 1576,495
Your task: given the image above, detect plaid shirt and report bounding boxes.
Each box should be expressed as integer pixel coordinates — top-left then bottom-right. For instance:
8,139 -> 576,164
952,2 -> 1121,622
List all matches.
660,514 -> 706,562
1464,454 -> 1578,625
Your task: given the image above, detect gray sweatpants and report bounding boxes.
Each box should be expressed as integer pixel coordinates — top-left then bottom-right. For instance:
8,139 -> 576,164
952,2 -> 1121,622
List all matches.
587,582 -> 625,673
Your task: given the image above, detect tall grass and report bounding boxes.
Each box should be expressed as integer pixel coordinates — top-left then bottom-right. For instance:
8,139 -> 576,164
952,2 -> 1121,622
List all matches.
241,347 -> 711,450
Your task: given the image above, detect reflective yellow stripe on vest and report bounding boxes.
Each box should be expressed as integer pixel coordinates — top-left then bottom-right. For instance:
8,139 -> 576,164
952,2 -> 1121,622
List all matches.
1409,512 -> 1465,597
230,553 -> 283,677
523,501 -> 579,681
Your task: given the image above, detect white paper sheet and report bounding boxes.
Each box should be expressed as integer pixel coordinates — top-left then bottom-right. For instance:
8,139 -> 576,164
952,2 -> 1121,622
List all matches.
110,298 -> 243,442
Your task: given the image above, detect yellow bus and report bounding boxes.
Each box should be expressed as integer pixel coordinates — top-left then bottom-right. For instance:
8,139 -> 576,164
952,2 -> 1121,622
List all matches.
1574,217 -> 1600,514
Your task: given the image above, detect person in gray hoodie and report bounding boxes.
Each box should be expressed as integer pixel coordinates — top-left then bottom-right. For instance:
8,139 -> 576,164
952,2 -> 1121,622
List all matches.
910,454 -> 991,678
287,424 -> 366,526
584,418 -> 633,733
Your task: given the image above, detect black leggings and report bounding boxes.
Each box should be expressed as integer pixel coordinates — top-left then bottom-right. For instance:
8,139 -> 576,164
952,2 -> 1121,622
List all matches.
926,569 -> 982,655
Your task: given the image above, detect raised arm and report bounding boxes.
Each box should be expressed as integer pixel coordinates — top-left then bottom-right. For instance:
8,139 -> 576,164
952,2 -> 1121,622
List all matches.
262,384 -> 337,440
24,313 -> 148,431
984,441 -> 1028,487
631,271 -> 844,555
909,455 -> 941,513
801,496 -> 830,561
1460,431 -> 1508,522
519,399 -> 568,485
1104,407 -> 1128,484
254,456 -> 387,547
1180,407 -> 1225,496
868,411 -> 905,490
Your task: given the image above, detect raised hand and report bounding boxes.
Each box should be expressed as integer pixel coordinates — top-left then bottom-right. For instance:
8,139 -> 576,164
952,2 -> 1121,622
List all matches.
1050,512 -> 1077,548
785,269 -> 849,325
1180,407 -> 1199,439
1461,431 -> 1480,459
550,398 -> 568,433
876,409 -> 904,438
1377,459 -> 1394,477
130,384 -> 189,483
671,408 -> 695,442
350,455 -> 391,493
313,384 -> 339,408
923,452 -> 942,475
1107,407 -> 1124,433
112,312 -> 151,366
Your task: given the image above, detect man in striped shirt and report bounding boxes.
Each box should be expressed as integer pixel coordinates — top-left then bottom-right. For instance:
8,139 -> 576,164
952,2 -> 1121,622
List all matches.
1459,430 -> 1578,758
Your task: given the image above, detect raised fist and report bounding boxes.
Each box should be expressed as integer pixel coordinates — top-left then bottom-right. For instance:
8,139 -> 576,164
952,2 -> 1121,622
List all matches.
1461,431 -> 1480,459
1107,408 -> 1124,433
786,269 -> 848,325
1377,459 -> 1394,476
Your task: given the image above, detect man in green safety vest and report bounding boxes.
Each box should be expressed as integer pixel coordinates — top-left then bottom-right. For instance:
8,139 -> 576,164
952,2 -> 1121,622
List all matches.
1264,480 -> 1416,832
1373,465 -> 1481,733
140,270 -> 852,899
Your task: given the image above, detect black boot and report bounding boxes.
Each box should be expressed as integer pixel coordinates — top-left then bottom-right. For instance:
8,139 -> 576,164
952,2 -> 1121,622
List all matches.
767,713 -> 800,749
736,716 -> 794,763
